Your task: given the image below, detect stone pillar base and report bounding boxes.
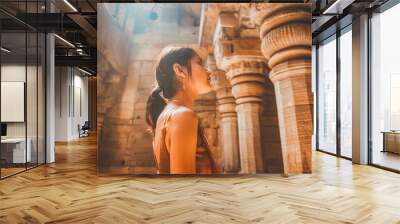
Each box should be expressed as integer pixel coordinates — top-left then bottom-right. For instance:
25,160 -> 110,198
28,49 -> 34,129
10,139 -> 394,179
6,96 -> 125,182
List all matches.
236,102 -> 264,174
270,60 -> 312,175
220,116 -> 240,173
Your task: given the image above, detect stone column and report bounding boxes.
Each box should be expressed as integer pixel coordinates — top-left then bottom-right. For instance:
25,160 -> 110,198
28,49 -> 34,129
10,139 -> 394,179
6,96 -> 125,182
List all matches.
213,12 -> 267,174
253,3 -> 313,175
226,57 -> 267,174
207,55 -> 240,173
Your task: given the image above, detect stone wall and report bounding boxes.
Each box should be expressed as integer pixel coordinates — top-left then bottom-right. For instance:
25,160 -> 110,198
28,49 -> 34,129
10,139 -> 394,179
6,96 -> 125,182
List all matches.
193,92 -> 221,172
98,3 -> 202,174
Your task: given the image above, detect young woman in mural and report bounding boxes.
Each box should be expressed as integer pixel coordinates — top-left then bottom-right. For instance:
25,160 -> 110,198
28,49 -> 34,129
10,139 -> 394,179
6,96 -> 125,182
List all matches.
145,47 -> 216,174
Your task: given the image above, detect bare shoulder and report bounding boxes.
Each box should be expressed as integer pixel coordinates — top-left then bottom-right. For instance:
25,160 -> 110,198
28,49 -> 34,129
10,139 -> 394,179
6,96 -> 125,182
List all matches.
170,106 -> 198,126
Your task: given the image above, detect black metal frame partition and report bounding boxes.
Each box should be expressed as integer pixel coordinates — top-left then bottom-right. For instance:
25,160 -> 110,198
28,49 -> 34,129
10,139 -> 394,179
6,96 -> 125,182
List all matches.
315,23 -> 353,161
0,0 -> 47,180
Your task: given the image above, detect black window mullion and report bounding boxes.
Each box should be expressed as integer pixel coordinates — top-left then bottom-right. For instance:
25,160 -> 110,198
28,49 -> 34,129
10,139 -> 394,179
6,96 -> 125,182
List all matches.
36,0 -> 39,167
316,44 -> 320,151
367,11 -> 373,165
25,0 -> 28,171
44,32 -> 47,164
336,29 -> 341,157
43,0 -> 47,164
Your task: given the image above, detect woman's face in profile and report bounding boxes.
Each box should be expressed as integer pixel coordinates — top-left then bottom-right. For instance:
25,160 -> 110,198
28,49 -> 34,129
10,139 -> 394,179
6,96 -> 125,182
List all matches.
190,55 -> 212,95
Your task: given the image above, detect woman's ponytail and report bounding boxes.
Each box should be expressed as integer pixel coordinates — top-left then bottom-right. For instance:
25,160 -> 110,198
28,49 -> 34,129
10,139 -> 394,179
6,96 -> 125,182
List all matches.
145,86 -> 166,133
146,47 -> 197,134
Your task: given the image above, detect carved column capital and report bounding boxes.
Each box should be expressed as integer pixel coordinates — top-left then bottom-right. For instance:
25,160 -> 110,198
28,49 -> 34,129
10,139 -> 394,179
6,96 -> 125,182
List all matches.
211,13 -> 268,105
225,56 -> 268,106
212,12 -> 264,71
251,3 -> 311,69
225,56 -> 267,79
207,54 -> 237,119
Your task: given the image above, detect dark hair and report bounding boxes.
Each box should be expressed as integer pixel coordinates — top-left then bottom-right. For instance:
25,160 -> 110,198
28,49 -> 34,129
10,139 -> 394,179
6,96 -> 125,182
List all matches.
145,47 -> 197,132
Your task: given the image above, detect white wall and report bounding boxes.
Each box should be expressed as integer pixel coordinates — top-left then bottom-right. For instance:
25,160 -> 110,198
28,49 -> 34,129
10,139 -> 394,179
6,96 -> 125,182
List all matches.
55,67 -> 89,141
72,73 -> 89,138
55,66 -> 70,141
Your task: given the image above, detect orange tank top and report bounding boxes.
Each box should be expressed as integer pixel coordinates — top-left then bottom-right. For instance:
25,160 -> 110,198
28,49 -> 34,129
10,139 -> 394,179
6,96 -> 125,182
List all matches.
152,104 -> 216,174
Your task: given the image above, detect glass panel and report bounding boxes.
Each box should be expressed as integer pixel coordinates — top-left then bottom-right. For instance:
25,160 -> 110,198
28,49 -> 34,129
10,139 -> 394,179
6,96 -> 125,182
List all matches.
371,3 -> 400,171
26,1 -> 39,169
27,30 -> 38,169
38,32 -> 45,165
1,30 -> 27,177
339,28 -> 352,158
317,36 -> 337,154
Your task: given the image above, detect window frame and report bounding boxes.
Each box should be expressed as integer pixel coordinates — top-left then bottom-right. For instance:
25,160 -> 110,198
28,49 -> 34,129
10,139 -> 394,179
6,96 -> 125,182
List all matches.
315,23 -> 353,161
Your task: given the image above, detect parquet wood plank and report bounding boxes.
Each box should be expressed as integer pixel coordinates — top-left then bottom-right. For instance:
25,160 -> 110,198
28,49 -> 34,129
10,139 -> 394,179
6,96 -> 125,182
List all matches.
0,135 -> 399,223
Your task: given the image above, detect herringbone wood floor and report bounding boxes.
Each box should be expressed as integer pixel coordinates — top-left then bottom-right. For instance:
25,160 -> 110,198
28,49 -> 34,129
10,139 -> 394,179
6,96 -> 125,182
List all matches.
1,135 -> 400,224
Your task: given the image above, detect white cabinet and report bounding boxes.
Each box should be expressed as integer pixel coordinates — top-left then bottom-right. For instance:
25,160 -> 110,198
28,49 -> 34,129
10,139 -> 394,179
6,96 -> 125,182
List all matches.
1,138 -> 32,163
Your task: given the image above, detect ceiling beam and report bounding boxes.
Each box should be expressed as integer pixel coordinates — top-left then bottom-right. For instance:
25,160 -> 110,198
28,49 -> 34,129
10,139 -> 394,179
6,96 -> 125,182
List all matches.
55,55 -> 96,69
323,0 -> 356,14
67,13 -> 97,46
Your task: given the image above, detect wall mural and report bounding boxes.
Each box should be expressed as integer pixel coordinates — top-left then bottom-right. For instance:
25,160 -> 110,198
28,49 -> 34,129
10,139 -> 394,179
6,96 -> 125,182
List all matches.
97,3 -> 313,176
